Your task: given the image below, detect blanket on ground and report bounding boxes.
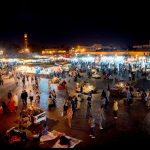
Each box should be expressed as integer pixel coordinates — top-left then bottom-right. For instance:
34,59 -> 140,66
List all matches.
52,134 -> 82,148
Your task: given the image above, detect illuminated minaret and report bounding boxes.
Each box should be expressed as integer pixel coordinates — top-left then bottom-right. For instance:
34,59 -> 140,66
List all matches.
24,33 -> 28,50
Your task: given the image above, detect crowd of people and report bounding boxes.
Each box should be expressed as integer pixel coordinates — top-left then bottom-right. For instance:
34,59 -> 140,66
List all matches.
1,59 -> 150,142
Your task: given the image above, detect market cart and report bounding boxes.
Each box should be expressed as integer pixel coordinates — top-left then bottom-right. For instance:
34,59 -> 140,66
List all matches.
19,106 -> 46,128
92,73 -> 101,79
110,81 -> 127,98
91,69 -> 101,79
76,82 -> 97,94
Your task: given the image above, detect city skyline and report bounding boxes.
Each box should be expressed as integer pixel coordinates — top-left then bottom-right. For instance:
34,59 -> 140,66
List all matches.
0,1 -> 149,48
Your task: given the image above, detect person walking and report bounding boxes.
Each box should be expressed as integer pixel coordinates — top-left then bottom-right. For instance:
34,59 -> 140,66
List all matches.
7,97 -> 16,112
101,89 -> 106,98
71,96 -> 76,116
21,90 -> 28,106
63,99 -> 69,117
66,105 -> 73,128
101,96 -> 107,109
113,99 -> 118,119
106,88 -> 110,103
80,85 -> 83,94
28,90 -> 34,104
2,101 -> 7,113
52,89 -> 56,100
141,89 -> 147,103
13,93 -> 19,112
127,89 -> 132,105
129,72 -> 132,81
22,76 -> 25,87
35,91 -> 40,104
76,95 -> 81,110
87,94 -> 92,108
101,89 -> 108,109
97,105 -> 105,130
88,115 -> 96,138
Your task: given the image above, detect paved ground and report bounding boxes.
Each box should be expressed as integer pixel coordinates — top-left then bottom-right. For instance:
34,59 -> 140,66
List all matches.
1,73 -> 150,148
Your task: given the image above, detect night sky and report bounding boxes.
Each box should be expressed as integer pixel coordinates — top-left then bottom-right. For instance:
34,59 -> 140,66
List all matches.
0,0 -> 150,48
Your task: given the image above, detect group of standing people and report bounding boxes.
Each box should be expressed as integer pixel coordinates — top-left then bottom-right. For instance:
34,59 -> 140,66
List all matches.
62,94 -> 82,128
0,72 -> 41,114
0,90 -> 19,113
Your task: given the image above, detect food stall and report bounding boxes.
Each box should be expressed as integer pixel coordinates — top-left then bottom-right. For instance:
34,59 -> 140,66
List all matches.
91,69 -> 101,79
20,106 -> 46,128
76,82 -> 97,94
15,65 -> 62,75
110,81 -> 127,98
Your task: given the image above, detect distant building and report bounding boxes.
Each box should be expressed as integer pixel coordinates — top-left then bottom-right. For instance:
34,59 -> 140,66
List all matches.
42,49 -> 67,55
80,44 -> 103,52
72,44 -> 102,53
72,44 -> 117,53
132,45 -> 143,49
69,43 -> 150,56
132,41 -> 150,50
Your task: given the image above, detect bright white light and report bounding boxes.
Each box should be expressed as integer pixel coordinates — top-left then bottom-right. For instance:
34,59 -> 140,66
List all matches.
72,57 -> 78,62
101,56 -> 125,63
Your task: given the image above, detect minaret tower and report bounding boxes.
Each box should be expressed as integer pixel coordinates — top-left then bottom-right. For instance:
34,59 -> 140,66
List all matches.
24,33 -> 28,50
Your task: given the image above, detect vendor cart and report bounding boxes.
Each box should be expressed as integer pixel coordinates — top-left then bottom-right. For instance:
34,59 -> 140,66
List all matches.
33,111 -> 46,124
76,82 -> 97,94
110,81 -> 127,98
20,106 -> 46,128
92,73 -> 101,79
